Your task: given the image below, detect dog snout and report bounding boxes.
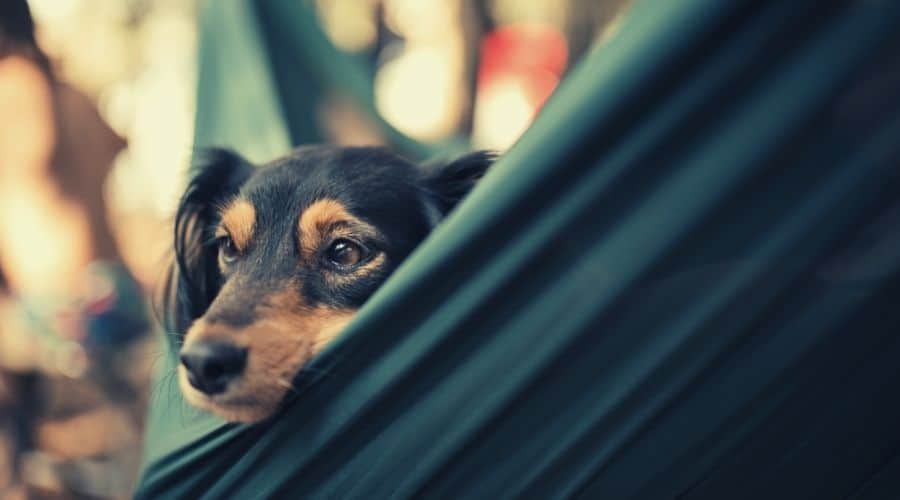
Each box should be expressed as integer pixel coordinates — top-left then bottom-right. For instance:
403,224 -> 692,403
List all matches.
180,341 -> 248,395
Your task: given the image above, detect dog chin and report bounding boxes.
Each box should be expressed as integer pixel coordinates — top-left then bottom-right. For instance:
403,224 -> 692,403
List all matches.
178,366 -> 281,423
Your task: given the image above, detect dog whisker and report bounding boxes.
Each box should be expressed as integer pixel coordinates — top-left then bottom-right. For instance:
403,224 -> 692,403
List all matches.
275,378 -> 301,396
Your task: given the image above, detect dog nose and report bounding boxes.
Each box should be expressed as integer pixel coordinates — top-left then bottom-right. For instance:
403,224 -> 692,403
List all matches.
180,341 -> 247,395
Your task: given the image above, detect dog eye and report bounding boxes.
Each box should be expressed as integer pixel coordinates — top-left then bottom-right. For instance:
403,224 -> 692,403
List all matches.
326,239 -> 367,268
218,236 -> 239,264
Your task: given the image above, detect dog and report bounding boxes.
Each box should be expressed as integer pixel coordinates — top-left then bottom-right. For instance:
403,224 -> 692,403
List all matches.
162,146 -> 494,422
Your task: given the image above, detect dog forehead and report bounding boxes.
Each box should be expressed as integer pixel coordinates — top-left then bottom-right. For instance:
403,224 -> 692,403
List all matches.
240,148 -> 422,223
259,145 -> 416,183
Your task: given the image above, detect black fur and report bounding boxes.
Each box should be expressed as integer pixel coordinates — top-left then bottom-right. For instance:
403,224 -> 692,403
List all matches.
162,149 -> 253,334
422,150 -> 497,214
161,145 -> 494,338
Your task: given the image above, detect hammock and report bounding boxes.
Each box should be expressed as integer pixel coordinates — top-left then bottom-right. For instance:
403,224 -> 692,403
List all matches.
136,0 -> 900,498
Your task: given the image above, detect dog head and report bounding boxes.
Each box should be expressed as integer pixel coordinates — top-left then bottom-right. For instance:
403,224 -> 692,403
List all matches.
162,145 -> 493,422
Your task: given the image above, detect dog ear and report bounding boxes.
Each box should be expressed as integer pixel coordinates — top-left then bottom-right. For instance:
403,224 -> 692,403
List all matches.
160,148 -> 253,336
420,150 -> 496,222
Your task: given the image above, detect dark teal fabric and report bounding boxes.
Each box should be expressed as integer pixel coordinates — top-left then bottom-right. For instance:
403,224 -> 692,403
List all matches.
137,0 -> 900,498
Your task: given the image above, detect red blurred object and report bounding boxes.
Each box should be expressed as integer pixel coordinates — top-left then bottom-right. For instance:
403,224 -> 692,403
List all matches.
477,24 -> 569,110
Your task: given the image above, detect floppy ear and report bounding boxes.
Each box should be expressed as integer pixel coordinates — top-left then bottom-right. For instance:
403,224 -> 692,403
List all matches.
421,150 -> 496,220
160,148 -> 253,336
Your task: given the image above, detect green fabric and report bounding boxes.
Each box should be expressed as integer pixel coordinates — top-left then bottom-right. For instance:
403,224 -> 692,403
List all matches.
138,0 -> 900,498
191,0 -> 292,163
252,1 -> 468,158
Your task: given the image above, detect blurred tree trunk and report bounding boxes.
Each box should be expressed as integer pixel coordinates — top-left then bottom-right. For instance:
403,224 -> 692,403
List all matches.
458,0 -> 493,138
566,0 -> 633,66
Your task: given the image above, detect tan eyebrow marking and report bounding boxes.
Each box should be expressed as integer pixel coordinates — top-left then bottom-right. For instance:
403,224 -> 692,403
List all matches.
218,199 -> 256,252
298,198 -> 366,256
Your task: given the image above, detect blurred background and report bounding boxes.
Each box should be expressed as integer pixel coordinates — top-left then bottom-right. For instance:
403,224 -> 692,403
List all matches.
0,0 -> 630,497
